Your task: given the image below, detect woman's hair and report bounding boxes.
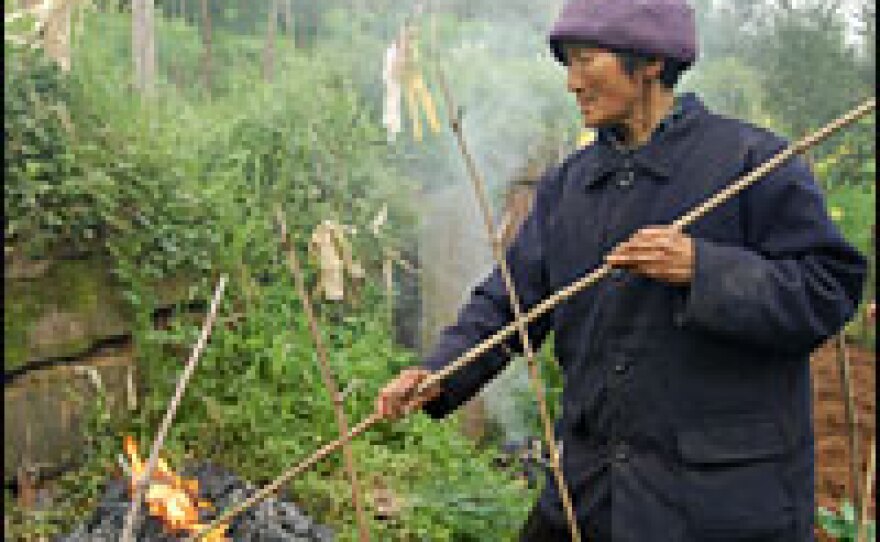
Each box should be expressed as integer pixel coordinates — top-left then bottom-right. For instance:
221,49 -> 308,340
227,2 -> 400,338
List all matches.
560,41 -> 690,89
616,50 -> 689,89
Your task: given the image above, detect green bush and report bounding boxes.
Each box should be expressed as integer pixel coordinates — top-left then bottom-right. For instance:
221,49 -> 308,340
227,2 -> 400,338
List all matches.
818,501 -> 877,542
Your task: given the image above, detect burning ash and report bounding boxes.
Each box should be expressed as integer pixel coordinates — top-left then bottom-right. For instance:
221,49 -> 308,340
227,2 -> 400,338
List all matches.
122,435 -> 228,540
62,436 -> 334,542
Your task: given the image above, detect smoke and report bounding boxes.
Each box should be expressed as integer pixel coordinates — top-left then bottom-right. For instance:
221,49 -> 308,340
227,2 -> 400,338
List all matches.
405,13 -> 577,442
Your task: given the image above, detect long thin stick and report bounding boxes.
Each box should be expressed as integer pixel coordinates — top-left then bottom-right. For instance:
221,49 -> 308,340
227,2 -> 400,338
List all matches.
190,97 -> 876,541
276,208 -> 371,542
836,333 -> 864,541
120,275 -> 228,542
436,69 -> 581,541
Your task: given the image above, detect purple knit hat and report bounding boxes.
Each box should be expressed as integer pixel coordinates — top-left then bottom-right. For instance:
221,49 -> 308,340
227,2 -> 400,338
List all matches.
549,0 -> 698,65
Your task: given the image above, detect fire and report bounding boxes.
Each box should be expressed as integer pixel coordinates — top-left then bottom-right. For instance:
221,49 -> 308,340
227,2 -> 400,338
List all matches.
123,435 -> 228,541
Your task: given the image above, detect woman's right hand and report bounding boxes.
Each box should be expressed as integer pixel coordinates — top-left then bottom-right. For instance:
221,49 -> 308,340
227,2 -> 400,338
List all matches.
375,368 -> 442,420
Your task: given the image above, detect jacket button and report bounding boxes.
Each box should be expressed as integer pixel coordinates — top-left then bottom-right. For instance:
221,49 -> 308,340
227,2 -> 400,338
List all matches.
614,444 -> 629,463
673,309 -> 686,327
617,171 -> 635,188
614,362 -> 628,375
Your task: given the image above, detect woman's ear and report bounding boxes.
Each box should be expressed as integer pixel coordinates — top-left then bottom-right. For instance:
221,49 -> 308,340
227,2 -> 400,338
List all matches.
644,59 -> 664,82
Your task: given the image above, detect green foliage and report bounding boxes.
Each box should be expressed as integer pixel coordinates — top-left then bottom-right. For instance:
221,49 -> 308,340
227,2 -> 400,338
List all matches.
4,43 -> 82,257
4,34 -> 213,281
814,120 -> 877,191
818,501 -> 877,541
825,184 -> 876,257
679,57 -> 781,131
826,180 -> 876,347
689,0 -> 875,159
755,2 -> 867,140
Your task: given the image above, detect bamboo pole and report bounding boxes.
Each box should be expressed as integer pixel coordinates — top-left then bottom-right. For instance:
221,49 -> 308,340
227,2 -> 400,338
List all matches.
188,97 -> 876,542
836,333 -> 864,541
276,208 -> 371,542
436,68 -> 582,541
198,0 -> 211,91
120,275 -> 228,542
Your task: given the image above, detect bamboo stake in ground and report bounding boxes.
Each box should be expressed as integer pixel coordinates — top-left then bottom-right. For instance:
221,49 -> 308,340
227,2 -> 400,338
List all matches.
436,69 -> 581,541
835,332 -> 864,540
120,275 -> 228,542
276,208 -> 371,542
189,97 -> 876,541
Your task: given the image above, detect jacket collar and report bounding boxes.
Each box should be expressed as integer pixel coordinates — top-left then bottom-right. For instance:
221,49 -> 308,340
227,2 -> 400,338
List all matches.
580,93 -> 706,188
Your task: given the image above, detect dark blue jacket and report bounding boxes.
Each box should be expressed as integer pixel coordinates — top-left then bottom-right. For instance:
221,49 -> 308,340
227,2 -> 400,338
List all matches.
422,94 -> 866,541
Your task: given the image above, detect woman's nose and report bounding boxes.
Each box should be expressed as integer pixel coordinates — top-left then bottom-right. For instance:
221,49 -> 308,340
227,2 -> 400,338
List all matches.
566,67 -> 581,94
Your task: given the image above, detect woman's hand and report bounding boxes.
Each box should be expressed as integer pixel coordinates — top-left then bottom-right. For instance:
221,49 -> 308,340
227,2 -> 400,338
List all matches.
606,226 -> 695,285
375,368 -> 442,420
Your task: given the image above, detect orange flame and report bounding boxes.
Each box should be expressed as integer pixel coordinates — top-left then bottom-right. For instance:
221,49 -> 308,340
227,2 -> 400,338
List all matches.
123,435 -> 228,541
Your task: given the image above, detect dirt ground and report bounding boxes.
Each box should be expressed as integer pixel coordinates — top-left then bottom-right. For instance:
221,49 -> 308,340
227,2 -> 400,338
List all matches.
812,340 -> 876,539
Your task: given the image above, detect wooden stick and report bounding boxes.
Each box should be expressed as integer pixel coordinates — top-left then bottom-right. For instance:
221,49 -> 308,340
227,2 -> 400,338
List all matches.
120,275 -> 228,542
436,68 -> 582,541
191,97 -> 876,540
836,333 -> 864,541
276,208 -> 371,542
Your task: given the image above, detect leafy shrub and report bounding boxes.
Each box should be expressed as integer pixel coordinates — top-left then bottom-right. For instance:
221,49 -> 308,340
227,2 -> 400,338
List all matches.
818,501 -> 876,542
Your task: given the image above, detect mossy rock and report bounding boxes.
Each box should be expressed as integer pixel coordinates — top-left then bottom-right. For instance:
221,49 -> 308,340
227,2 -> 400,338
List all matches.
4,250 -> 202,371
4,344 -> 136,479
4,256 -> 131,371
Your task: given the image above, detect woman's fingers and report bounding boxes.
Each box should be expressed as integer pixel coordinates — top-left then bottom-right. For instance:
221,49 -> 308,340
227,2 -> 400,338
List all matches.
605,227 -> 694,285
376,369 -> 437,420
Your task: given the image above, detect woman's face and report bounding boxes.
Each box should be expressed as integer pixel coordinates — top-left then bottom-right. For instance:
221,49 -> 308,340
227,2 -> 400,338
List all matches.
563,45 -> 646,128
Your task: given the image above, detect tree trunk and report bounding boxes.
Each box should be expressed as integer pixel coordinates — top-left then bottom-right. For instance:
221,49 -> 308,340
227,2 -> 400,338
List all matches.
131,0 -> 156,98
40,0 -> 72,72
295,1 -> 316,49
132,0 -> 144,92
282,0 -> 294,40
144,0 -> 156,95
199,0 -> 212,92
262,0 -> 279,82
